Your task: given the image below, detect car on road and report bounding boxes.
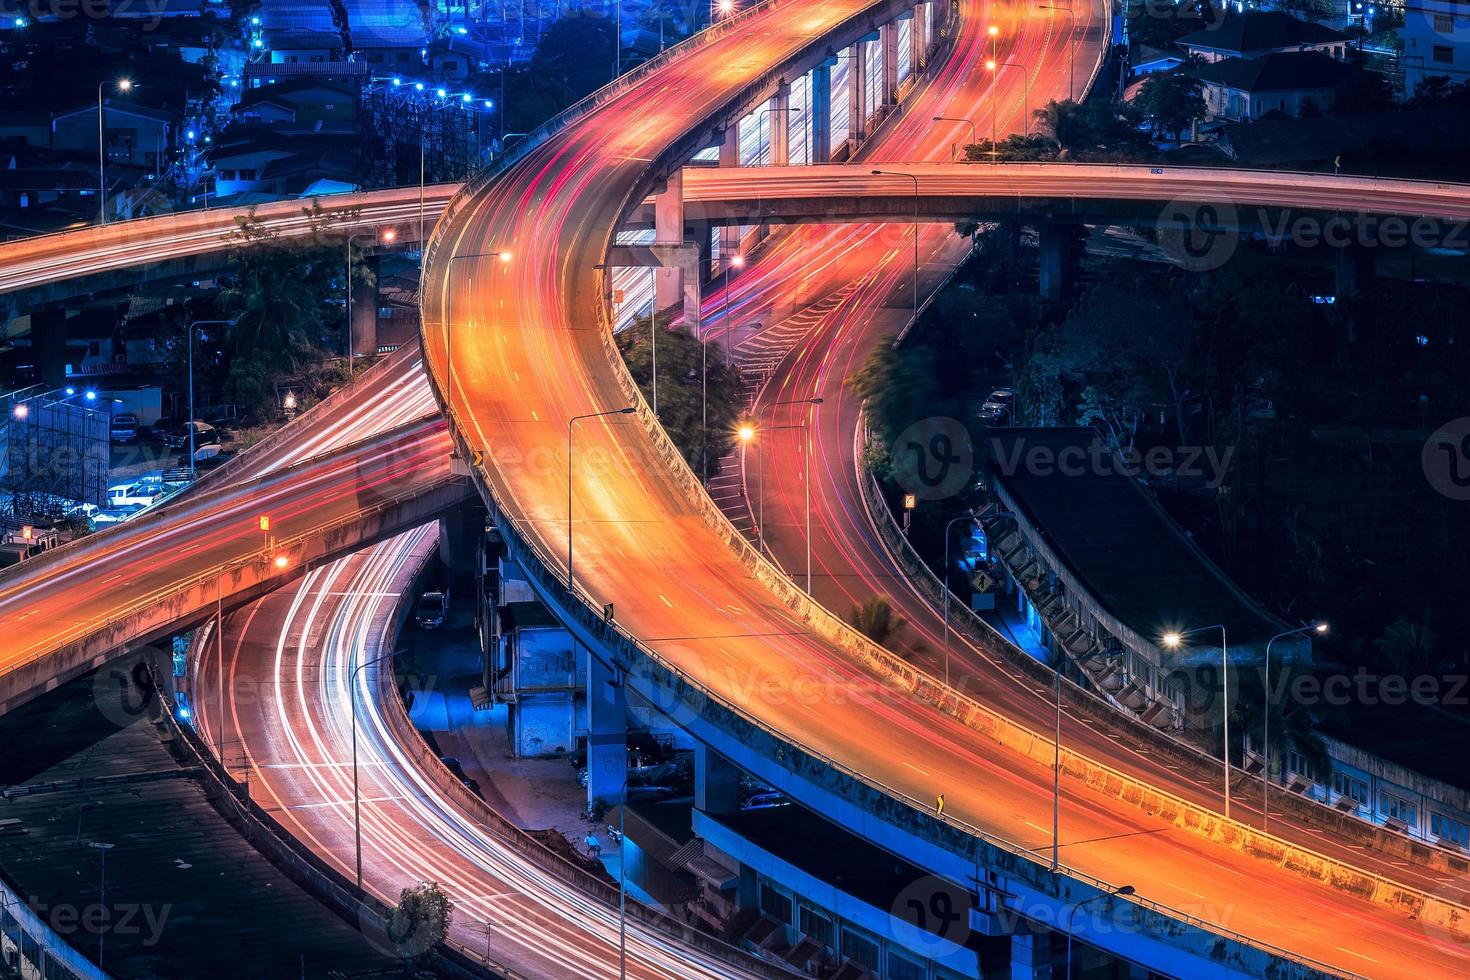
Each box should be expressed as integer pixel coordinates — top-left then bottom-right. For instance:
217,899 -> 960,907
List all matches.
986,388 -> 1016,409
415,590 -> 450,629
109,413 -> 139,443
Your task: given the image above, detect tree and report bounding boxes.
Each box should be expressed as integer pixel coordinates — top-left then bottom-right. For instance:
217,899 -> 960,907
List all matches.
1277,0 -> 1337,22
1373,615 -> 1439,674
1134,72 -> 1206,142
850,596 -> 903,646
845,338 -> 943,448
615,315 -> 744,479
1030,99 -> 1150,159
387,880 -> 453,968
1331,60 -> 1394,115
962,133 -> 1059,163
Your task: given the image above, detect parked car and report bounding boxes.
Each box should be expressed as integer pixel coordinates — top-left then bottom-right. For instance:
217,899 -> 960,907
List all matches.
415,590 -> 450,629
986,388 -> 1017,408
162,420 -> 218,450
106,479 -> 165,509
109,413 -> 138,443
977,401 -> 1010,426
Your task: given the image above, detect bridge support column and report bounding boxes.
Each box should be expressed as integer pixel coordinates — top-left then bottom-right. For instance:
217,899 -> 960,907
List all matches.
654,170 -> 687,318
32,308 -> 67,388
1038,219 -> 1083,301
694,743 -> 741,815
910,6 -> 927,71
1009,929 -> 1052,980
718,124 -> 740,168
1335,240 -> 1376,303
769,83 -> 791,167
351,253 -> 379,358
586,654 -> 627,808
880,21 -> 899,104
847,42 -> 867,143
809,63 -> 832,163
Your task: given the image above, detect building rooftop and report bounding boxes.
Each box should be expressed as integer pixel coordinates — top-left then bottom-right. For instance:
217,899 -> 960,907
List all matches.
1179,11 -> 1349,55
1221,107 -> 1470,166
1190,50 -> 1352,94
983,428 -> 1286,648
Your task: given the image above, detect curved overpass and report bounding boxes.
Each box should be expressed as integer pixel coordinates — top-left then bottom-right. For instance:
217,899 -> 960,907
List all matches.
419,0 -> 1470,978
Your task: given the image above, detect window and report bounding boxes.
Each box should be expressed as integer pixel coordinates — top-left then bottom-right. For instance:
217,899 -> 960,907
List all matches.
1332,771 -> 1369,806
1434,45 -> 1455,64
759,882 -> 792,925
1380,792 -> 1418,827
1432,813 -> 1470,847
841,928 -> 880,971
887,950 -> 927,980
1285,749 -> 1317,782
797,905 -> 833,949
1434,13 -> 1454,34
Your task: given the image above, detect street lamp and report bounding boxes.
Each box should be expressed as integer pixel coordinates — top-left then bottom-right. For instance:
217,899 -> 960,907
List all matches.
870,170 -> 920,324
567,408 -> 637,594
186,320 -> 235,483
1261,621 -> 1328,831
932,115 -> 977,163
89,841 -> 115,969
349,647 -> 399,889
940,514 -> 974,688
985,58 -> 1032,139
1065,884 -> 1135,978
1163,624 -> 1232,818
98,78 -> 132,225
737,421 -> 755,501
1036,4 -> 1079,102
751,397 -> 822,590
703,253 -> 743,483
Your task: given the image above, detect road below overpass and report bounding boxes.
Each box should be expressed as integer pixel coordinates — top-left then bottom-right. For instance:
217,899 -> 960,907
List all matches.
420,0 -> 1470,972
194,525 -> 774,980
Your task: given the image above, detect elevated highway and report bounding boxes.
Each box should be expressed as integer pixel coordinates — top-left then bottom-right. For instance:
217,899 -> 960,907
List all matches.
419,0 -> 1470,975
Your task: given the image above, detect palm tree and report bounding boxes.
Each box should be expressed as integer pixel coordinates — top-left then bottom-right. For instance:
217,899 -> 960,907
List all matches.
850,596 -> 904,647
1374,615 -> 1439,674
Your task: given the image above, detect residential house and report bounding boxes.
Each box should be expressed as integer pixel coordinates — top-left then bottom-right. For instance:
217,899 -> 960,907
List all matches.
1402,0 -> 1470,97
232,80 -> 358,128
1191,50 -> 1353,121
1178,10 -> 1351,63
209,128 -> 357,199
52,100 -> 177,170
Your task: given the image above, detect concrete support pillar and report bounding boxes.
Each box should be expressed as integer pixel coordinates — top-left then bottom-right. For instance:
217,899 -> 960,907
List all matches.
769,83 -> 790,167
696,223 -> 714,284
847,43 -> 867,143
1335,239 -> 1376,303
1009,930 -> 1050,980
809,63 -> 833,162
586,654 -> 627,807
718,125 -> 739,168
654,170 -> 685,317
351,252 -> 379,358
910,7 -> 926,72
32,308 -> 67,387
654,169 -> 684,246
880,21 -> 899,104
436,505 -> 478,574
694,743 -> 741,815
1038,219 -> 1082,300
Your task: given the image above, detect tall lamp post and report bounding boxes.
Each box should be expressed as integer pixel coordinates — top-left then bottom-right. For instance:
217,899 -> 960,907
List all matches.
1065,884 -> 1135,978
1037,4 -> 1079,102
754,397 -> 822,584
89,841 -> 115,969
985,58 -> 1033,138
1163,624 -> 1232,818
98,78 -> 132,225
939,514 -> 974,688
870,170 -> 920,324
1262,621 -> 1328,831
567,408 -> 637,593
186,319 -> 235,482
349,647 -> 400,889
702,252 -> 744,483
931,115 -> 978,163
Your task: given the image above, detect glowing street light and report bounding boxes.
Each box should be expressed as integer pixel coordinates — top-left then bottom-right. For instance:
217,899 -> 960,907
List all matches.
1163,625 -> 1233,818
273,555 -> 289,570
1260,621 -> 1328,830
567,408 -> 638,594
98,77 -> 134,225
11,403 -> 27,421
